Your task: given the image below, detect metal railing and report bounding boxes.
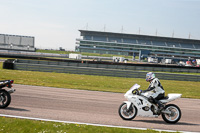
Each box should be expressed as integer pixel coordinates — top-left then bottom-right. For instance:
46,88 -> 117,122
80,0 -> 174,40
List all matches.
15,59 -> 200,73
12,59 -> 200,81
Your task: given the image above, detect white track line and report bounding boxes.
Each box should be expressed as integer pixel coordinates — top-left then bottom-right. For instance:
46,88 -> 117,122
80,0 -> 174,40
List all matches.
0,114 -> 198,133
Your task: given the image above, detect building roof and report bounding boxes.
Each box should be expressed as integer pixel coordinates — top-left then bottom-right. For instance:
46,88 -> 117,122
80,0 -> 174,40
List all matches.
79,30 -> 200,44
0,33 -> 34,38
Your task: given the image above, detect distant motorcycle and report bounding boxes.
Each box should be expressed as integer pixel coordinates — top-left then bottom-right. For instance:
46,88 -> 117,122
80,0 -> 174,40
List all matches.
119,84 -> 182,123
0,80 -> 15,108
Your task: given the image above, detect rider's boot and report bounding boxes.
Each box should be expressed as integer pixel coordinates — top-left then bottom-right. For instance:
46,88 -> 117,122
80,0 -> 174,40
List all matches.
158,101 -> 164,111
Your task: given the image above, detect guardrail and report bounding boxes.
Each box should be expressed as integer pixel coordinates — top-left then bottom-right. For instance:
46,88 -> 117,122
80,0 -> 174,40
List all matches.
15,59 -> 200,73
7,59 -> 200,81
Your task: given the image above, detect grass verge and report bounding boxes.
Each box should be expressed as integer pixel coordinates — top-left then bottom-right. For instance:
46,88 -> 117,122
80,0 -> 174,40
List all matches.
0,117 -> 176,133
36,49 -> 134,58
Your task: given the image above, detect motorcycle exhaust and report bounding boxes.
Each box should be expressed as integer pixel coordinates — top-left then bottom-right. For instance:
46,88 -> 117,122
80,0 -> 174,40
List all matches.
7,88 -> 16,94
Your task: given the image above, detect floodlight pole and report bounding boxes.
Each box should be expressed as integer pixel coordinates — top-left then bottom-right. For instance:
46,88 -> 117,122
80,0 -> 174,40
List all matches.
155,29 -> 157,36
121,26 -> 123,33
172,30 -> 174,38
139,27 -> 141,34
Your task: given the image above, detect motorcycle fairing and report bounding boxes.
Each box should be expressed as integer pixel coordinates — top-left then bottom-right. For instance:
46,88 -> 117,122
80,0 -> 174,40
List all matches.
123,101 -> 132,110
126,95 -> 158,117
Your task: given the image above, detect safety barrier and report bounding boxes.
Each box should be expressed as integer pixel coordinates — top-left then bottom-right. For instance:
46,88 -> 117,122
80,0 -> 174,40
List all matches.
14,59 -> 200,73
9,59 -> 200,81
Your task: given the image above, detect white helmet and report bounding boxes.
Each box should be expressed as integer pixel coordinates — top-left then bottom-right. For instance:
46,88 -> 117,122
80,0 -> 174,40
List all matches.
146,72 -> 155,82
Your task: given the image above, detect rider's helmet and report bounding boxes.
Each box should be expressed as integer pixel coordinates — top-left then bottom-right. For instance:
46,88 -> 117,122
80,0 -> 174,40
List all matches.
146,72 -> 155,82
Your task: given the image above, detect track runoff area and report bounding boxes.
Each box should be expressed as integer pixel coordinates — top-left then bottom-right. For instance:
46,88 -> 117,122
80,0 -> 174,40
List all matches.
0,114 -> 198,133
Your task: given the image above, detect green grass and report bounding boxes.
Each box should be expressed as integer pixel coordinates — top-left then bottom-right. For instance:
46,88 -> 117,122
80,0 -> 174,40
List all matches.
0,117 -> 176,133
36,49 -> 134,58
0,62 -> 200,99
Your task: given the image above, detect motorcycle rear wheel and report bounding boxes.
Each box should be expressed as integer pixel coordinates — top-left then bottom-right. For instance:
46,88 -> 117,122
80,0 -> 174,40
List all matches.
118,103 -> 137,120
0,89 -> 11,108
162,104 -> 181,124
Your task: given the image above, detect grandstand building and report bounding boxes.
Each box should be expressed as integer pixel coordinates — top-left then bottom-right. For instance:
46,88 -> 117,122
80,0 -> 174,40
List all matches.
76,30 -> 200,61
0,34 -> 35,52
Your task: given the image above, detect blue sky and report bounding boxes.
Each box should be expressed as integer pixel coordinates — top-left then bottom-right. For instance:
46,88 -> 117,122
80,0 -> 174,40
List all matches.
0,0 -> 200,50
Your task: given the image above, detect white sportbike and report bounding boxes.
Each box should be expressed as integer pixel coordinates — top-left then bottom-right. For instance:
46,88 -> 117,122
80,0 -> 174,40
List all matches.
119,84 -> 182,123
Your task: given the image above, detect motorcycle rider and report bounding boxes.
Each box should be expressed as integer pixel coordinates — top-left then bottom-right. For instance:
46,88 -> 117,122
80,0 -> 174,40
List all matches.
141,72 -> 165,110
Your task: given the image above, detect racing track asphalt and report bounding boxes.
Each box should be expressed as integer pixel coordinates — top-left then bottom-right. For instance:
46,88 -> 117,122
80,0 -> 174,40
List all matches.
1,84 -> 200,132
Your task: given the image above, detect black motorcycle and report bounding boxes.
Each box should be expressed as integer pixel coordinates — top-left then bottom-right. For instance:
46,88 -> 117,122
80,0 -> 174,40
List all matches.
0,80 -> 15,108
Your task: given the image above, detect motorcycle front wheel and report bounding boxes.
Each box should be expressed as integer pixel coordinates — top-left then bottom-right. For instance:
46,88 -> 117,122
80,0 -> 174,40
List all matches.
0,89 -> 11,108
118,103 -> 137,120
162,104 -> 181,124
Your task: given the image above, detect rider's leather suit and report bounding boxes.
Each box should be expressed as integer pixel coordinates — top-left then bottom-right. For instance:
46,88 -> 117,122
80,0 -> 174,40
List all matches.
142,78 -> 165,109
